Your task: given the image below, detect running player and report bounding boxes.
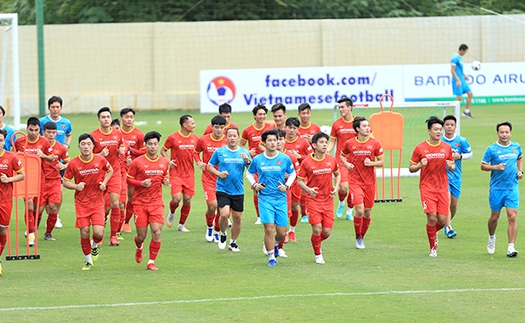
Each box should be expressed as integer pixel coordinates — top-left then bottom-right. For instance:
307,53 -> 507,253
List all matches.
195,115 -> 227,242
90,107 -> 126,246
0,129 -> 25,275
203,103 -> 238,135
0,105 -> 15,152
208,127 -> 251,252
481,121 -> 522,257
451,44 -> 474,118
298,132 -> 340,264
441,115 -> 472,238
127,131 -> 170,270
162,114 -> 198,232
247,129 -> 296,267
340,117 -> 384,249
409,116 -> 455,258
63,133 -> 113,270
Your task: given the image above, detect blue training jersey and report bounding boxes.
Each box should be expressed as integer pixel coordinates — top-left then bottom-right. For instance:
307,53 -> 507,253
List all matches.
247,151 -> 295,202
442,133 -> 472,186
208,145 -> 251,196
482,141 -> 523,190
39,115 -> 72,145
451,53 -> 465,80
1,124 -> 15,151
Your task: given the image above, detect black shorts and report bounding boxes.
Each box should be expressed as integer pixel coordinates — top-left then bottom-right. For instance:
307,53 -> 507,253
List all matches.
216,191 -> 244,212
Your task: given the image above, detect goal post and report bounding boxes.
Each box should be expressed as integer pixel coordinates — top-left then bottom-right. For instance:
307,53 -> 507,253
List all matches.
0,13 -> 21,130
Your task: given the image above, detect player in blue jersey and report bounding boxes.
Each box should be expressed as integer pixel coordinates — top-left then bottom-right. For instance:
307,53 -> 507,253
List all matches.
481,122 -> 523,257
0,105 -> 15,152
451,44 -> 474,118
39,95 -> 73,229
246,129 -> 296,267
441,115 -> 472,238
207,127 -> 251,252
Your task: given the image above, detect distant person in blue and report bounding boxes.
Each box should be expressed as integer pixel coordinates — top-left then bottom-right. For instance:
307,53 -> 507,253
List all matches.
207,127 -> 251,253
481,121 -> 523,258
39,95 -> 72,229
451,44 -> 474,118
246,129 -> 296,267
0,105 -> 15,151
441,115 -> 472,238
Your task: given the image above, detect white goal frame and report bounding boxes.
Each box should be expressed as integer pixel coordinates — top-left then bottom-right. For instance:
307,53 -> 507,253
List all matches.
0,13 -> 20,130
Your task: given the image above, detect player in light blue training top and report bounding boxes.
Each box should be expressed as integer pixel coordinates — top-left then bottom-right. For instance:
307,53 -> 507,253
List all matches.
0,105 -> 15,151
207,127 -> 251,252
246,129 -> 296,267
451,44 -> 474,118
39,96 -> 73,147
441,115 -> 472,238
481,121 -> 523,258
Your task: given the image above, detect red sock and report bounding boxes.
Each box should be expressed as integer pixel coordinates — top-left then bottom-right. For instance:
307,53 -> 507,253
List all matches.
169,201 -> 179,214
300,194 -> 307,216
110,208 -> 121,236
214,212 -> 220,231
426,224 -> 437,250
290,209 -> 299,227
321,232 -> 329,241
134,236 -> 143,248
149,240 -> 161,261
362,217 -> 371,238
311,234 -> 322,255
205,212 -> 214,227
45,213 -> 58,235
435,222 -> 444,232
338,190 -> 347,202
118,208 -> 126,232
179,204 -> 191,225
253,194 -> 260,217
124,201 -> 134,224
93,234 -> 103,245
0,234 -> 6,255
27,210 -> 36,234
81,237 -> 91,256
354,216 -> 363,239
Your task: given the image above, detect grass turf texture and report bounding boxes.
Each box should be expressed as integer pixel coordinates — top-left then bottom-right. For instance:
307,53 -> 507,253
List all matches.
2,104 -> 524,322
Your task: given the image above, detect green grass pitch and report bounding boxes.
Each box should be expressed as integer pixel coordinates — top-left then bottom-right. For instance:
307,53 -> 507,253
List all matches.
1,104 -> 525,322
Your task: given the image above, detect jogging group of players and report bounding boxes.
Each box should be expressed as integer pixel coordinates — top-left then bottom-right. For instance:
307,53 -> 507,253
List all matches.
0,91 -> 522,274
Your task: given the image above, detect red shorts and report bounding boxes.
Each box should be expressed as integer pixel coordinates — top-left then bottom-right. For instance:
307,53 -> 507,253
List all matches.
75,203 -> 105,228
339,165 -> 349,183
291,181 -> 302,203
106,170 -> 122,195
133,204 -> 165,228
420,190 -> 449,215
120,171 -> 128,203
39,179 -> 62,206
202,178 -> 217,203
170,175 -> 195,196
349,183 -> 375,208
307,198 -> 334,228
0,200 -> 13,227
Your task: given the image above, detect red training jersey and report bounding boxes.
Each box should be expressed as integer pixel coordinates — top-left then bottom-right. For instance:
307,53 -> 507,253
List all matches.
121,126 -> 146,160
194,133 -> 226,184
410,140 -> 453,193
14,135 -> 53,182
90,127 -> 125,170
64,154 -> 111,207
284,136 -> 312,163
298,122 -> 321,140
42,141 -> 70,180
0,150 -> 24,203
298,154 -> 339,201
341,136 -> 383,186
127,154 -> 169,206
203,122 -> 238,136
241,122 -> 273,155
163,131 -> 198,178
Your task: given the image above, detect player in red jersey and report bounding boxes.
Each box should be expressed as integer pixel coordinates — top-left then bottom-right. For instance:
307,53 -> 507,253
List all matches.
162,114 -> 198,232
409,116 -> 455,258
271,103 -> 287,131
298,132 -> 340,264
127,131 -> 170,271
0,129 -> 25,276
241,104 -> 273,224
63,133 -> 113,270
90,107 -> 126,246
14,117 -> 54,246
340,117 -> 384,250
328,97 -> 359,221
109,118 -> 129,241
39,122 -> 70,241
202,103 -> 238,136
195,115 -> 227,242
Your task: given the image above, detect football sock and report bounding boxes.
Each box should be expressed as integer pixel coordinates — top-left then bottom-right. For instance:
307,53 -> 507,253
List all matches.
149,240 -> 161,261
354,216 -> 363,239
205,212 -> 214,227
169,201 -> 179,214
124,201 -> 134,224
321,232 -> 329,241
214,212 -> 220,232
45,213 -> 58,235
311,234 -> 322,255
362,217 -> 371,237
435,222 -> 444,232
0,235 -> 6,255
27,210 -> 36,234
267,250 -> 275,260
300,194 -> 307,216
81,237 -> 91,256
110,208 -> 121,237
290,209 -> 299,227
134,236 -> 143,249
179,204 -> 191,225
426,224 -> 437,249
92,234 -> 103,245
338,190 -> 347,202
289,226 -> 296,233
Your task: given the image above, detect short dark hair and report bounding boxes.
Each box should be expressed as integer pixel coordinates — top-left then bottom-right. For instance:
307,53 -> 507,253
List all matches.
144,131 -> 162,143
111,118 -> 120,127
0,105 -> 5,116
497,121 -> 512,132
211,115 -> 227,126
97,107 -> 111,118
218,103 -> 232,114
27,117 -> 40,128
225,127 -> 239,136
277,129 -> 286,138
285,117 -> 300,128
48,96 -> 63,108
337,97 -> 353,107
43,121 -> 57,131
252,104 -> 267,116
78,133 -> 94,144
0,129 -> 7,140
443,115 -> 457,124
459,44 -> 468,51
180,114 -> 193,126
261,129 -> 279,143
312,132 -> 329,144
426,116 -> 444,130
120,106 -> 135,117
298,103 -> 311,112
271,103 -> 286,114
352,117 -> 367,132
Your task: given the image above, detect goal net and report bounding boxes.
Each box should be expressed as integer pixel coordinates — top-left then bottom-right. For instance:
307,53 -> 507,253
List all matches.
0,13 -> 20,130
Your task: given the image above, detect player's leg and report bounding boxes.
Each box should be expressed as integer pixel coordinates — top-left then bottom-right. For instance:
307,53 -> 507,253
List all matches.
116,171 -> 127,238
360,184 -> 375,246
274,203 -> 289,257
336,168 -> 349,218
487,189 -> 505,254
0,201 -> 12,274
108,192 -> 121,246
147,221 -> 163,271
228,195 -> 243,252
24,199 -> 36,246
134,205 -> 148,264
44,201 -> 60,240
177,181 -> 194,232
252,174 -> 261,224
123,185 -> 134,233
504,189 -> 519,257
310,221 -> 324,264
217,197 -> 231,250
351,185 -> 365,247
79,225 -> 94,270
167,175 -> 182,227
203,184 -> 217,242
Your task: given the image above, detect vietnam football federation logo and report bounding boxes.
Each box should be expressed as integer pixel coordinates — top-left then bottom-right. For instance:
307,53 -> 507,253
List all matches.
207,76 -> 236,106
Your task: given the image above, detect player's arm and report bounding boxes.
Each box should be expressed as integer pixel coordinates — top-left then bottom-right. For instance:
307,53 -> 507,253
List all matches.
102,166 -> 113,188
65,133 -> 72,148
240,138 -> 248,148
365,154 -> 384,167
63,177 -> 82,191
409,159 -> 426,173
0,169 -> 25,183
451,64 -> 460,85
517,156 -> 523,179
246,170 -> 264,192
480,161 -> 504,172
327,137 -> 336,153
332,170 -> 341,196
